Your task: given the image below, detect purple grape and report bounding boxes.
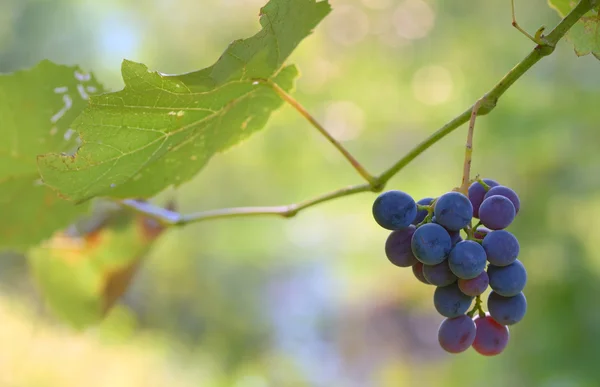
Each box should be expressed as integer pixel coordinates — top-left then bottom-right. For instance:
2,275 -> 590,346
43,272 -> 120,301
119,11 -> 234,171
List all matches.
434,192 -> 473,231
468,179 -> 499,218
487,291 -> 527,325
423,260 -> 457,287
438,315 -> 477,354
448,240 -> 487,280
412,197 -> 434,225
487,260 -> 527,297
372,190 -> 417,230
449,231 -> 463,246
484,186 -> 520,214
433,283 -> 474,318
479,195 -> 516,230
458,271 -> 489,296
411,223 -> 452,265
385,226 -> 418,267
412,262 -> 430,285
472,314 -> 509,356
482,230 -> 519,266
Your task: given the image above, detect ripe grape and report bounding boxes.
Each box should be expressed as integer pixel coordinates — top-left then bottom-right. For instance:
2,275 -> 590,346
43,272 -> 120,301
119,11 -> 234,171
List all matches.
482,230 -> 519,266
434,192 -> 473,231
468,179 -> 499,218
413,197 -> 434,225
372,190 -> 417,230
472,314 -> 509,356
438,315 -> 477,354
448,240 -> 487,279
487,291 -> 527,325
449,231 -> 463,246
487,260 -> 527,297
434,283 -> 474,318
423,260 -> 457,287
411,223 -> 452,265
412,262 -> 430,285
385,226 -> 418,267
458,271 -> 489,296
484,186 -> 520,214
478,195 -> 516,230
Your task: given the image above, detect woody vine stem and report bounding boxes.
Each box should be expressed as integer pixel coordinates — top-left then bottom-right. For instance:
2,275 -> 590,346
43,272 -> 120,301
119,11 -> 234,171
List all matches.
119,0 -> 597,227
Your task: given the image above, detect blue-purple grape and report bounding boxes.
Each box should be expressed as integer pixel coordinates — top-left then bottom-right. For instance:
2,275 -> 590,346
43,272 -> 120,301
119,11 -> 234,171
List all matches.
433,283 -> 474,318
412,262 -> 430,285
372,190 -> 417,230
487,291 -> 527,325
472,314 -> 509,356
458,271 -> 489,296
479,195 -> 516,230
385,226 -> 418,267
411,223 -> 452,265
448,240 -> 487,280
423,260 -> 457,287
438,315 -> 476,354
434,192 -> 473,231
413,197 -> 434,225
484,186 -> 520,214
449,231 -> 463,246
482,230 -> 519,266
468,179 -> 499,218
487,260 -> 527,297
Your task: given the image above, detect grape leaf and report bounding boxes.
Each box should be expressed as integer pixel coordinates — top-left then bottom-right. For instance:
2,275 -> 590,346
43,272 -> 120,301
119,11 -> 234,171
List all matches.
0,60 -> 104,250
28,203 -> 167,329
37,0 -> 332,203
548,0 -> 600,59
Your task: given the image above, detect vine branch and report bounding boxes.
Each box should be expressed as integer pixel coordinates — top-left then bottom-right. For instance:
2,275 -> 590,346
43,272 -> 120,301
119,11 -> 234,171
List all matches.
118,0 -> 595,226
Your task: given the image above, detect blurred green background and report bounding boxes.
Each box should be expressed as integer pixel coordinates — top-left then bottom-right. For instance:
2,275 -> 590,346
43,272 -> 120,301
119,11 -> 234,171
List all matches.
1,0 -> 600,386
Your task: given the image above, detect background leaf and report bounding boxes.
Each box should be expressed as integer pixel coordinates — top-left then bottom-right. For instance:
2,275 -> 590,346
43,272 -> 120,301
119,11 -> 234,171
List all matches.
0,60 -> 104,250
548,0 -> 600,59
38,0 -> 332,203
28,202 -> 168,329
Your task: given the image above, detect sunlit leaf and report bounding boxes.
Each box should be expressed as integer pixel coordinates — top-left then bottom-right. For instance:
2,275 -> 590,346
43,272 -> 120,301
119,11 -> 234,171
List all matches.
0,60 -> 104,250
548,0 -> 600,59
38,0 -> 332,203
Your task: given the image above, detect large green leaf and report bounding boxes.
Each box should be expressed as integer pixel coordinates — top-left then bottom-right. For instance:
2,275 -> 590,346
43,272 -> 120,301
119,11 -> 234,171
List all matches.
0,60 -> 104,250
548,0 -> 600,59
38,0 -> 332,203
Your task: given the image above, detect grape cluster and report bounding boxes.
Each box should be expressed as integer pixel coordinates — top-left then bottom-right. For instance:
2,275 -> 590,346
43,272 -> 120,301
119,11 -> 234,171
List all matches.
373,179 -> 526,356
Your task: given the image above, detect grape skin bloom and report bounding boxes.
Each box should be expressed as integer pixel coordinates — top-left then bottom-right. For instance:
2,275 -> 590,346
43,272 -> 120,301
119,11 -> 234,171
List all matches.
385,226 -> 418,267
448,240 -> 487,280
472,314 -> 509,356
468,179 -> 499,218
484,185 -> 521,214
488,291 -> 527,325
411,223 -> 452,265
487,260 -> 527,297
479,195 -> 516,230
423,260 -> 457,287
482,230 -> 519,266
372,190 -> 417,230
434,192 -> 473,231
434,283 -> 474,318
458,271 -> 489,296
438,315 -> 476,354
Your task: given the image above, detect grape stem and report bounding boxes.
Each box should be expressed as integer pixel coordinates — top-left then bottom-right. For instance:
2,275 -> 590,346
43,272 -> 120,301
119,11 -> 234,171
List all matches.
256,78 -> 380,187
459,99 -> 482,195
511,0 -> 546,45
116,0 -> 595,227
